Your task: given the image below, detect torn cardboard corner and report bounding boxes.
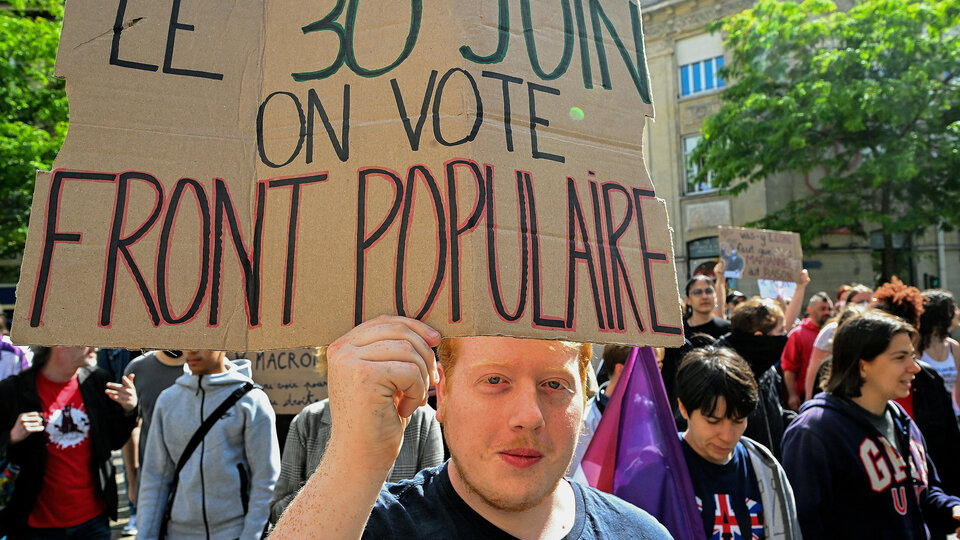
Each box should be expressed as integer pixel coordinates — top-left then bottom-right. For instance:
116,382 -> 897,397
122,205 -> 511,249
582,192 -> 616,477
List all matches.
14,0 -> 683,350
718,226 -> 803,282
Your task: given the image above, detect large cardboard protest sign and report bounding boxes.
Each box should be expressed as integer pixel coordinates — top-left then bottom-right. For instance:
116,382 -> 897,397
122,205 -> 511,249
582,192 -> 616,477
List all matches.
718,226 -> 802,282
14,1 -> 683,350
247,348 -> 327,414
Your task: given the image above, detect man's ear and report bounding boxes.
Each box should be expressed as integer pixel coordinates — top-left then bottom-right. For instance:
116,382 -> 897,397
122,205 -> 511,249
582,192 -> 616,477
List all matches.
612,363 -> 624,379
435,365 -> 447,423
677,400 -> 690,421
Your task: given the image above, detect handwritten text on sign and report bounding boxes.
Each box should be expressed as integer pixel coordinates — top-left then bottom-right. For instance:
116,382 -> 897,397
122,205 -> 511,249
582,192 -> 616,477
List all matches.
718,226 -> 803,283
15,1 -> 683,350
249,348 -> 327,414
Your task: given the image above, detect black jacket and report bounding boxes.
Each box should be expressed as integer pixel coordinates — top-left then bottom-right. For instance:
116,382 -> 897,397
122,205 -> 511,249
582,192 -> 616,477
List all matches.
715,332 -> 794,460
0,365 -> 136,535
912,360 -> 960,495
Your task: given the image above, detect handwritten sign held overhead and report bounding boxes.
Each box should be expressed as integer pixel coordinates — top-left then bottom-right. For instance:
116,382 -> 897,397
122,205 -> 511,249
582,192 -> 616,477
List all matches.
718,226 -> 803,282
14,1 -> 682,350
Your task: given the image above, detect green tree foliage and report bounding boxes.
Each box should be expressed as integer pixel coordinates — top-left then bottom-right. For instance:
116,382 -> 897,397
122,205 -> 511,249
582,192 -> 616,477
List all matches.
692,0 -> 960,282
0,0 -> 66,281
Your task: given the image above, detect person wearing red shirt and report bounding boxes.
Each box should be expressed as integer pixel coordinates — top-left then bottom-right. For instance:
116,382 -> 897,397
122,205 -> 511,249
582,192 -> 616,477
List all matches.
781,292 -> 833,410
0,346 -> 137,539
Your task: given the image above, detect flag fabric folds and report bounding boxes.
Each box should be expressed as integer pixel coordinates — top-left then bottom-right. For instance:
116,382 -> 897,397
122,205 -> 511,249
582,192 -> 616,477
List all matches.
579,346 -> 702,539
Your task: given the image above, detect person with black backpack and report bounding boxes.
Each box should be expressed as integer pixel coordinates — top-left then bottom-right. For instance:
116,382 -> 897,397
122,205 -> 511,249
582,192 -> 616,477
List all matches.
136,351 -> 279,540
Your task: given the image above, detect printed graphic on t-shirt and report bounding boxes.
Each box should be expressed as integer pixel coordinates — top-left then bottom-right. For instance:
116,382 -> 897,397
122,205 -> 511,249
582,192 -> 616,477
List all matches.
45,403 -> 90,449
697,494 -> 763,540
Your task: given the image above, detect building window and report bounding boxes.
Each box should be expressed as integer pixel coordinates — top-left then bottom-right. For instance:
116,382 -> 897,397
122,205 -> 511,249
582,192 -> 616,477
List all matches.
687,237 -> 719,279
683,135 -> 713,194
679,55 -> 725,97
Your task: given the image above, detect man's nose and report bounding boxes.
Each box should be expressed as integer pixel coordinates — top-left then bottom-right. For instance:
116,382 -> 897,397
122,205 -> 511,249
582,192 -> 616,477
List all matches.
509,384 -> 545,431
718,422 -> 739,443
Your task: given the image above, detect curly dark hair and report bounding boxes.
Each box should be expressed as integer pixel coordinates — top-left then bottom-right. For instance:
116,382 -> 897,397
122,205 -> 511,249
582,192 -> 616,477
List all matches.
870,277 -> 924,328
919,290 -> 958,351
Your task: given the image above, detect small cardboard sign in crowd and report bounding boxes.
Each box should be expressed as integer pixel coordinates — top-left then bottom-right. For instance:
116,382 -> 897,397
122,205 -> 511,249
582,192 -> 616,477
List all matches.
718,226 -> 803,283
245,348 -> 327,414
14,1 -> 682,350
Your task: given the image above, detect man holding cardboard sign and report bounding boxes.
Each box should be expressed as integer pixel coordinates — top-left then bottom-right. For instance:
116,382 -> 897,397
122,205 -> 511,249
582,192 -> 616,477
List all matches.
271,316 -> 670,539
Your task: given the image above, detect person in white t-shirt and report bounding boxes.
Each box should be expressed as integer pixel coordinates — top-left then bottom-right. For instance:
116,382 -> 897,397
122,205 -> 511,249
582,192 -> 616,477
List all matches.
919,290 -> 960,412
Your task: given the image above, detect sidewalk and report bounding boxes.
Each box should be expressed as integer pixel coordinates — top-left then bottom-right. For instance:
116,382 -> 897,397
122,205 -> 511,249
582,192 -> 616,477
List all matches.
111,450 -> 135,539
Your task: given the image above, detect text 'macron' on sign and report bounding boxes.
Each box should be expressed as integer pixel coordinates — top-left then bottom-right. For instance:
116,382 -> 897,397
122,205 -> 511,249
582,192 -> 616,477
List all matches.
14,0 -> 683,350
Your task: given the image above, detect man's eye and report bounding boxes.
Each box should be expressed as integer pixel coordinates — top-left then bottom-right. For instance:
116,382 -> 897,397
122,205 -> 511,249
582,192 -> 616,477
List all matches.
545,380 -> 563,390
485,376 -> 502,385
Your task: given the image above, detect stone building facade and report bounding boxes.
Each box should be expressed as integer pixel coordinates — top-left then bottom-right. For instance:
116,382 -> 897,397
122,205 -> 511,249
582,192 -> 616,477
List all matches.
638,0 -> 960,301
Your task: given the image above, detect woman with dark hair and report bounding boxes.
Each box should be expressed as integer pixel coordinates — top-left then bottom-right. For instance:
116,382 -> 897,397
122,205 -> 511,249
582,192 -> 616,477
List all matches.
682,274 -> 731,340
683,274 -> 730,339
782,312 -> 960,539
919,290 -> 960,411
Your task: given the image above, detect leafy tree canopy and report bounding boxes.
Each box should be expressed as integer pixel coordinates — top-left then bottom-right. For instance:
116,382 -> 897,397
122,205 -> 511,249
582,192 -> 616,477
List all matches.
0,0 -> 66,281
692,0 -> 960,281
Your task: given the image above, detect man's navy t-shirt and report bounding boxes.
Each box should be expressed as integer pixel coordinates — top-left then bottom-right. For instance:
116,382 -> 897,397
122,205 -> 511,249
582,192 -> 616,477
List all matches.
681,438 -> 764,540
363,462 -> 672,539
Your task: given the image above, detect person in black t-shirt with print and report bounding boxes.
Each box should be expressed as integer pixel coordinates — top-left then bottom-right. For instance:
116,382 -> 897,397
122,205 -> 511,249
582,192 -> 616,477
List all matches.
676,346 -> 801,540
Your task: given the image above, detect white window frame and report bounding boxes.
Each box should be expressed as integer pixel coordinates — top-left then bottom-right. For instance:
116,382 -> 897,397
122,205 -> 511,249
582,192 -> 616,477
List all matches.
683,134 -> 714,195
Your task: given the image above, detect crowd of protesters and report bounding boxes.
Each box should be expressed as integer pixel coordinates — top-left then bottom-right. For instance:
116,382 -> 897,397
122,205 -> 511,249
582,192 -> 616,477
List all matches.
0,265 -> 959,539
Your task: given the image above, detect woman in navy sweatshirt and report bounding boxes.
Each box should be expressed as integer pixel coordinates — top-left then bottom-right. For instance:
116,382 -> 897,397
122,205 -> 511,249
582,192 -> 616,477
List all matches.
782,311 -> 960,539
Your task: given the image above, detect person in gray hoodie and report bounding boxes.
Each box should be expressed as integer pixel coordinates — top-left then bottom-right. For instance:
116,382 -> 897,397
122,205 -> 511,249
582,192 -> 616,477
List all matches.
136,350 -> 280,540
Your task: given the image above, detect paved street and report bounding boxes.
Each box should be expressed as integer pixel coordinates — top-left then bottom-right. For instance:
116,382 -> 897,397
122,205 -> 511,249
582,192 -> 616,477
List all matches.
110,451 -> 135,539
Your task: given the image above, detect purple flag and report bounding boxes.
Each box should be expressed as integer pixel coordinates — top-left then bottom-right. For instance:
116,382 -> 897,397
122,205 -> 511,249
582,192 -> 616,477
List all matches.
580,347 -> 702,539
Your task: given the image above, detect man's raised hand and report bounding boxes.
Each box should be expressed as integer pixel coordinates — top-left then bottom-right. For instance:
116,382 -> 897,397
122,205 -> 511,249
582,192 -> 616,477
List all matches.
325,315 -> 441,469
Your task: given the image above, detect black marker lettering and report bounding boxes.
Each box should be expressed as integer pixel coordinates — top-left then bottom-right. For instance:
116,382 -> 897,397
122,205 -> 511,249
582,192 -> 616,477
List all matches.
101,172 -> 163,327
588,180 -> 614,327
525,172 -> 566,329
395,166 -> 447,319
257,91 -> 306,168
156,178 -> 211,325
527,83 -> 565,163
209,178 -> 265,327
633,188 -> 682,335
162,0 -> 223,80
110,0 -> 158,72
391,70 -> 437,151
306,86 -> 350,163
565,177 -> 605,329
602,182 -> 644,332
482,71 -> 523,152
355,168 -> 404,325
268,174 -> 328,326
31,171 -> 115,328
486,170 -> 529,322
445,160 -> 486,322
433,68 -> 484,147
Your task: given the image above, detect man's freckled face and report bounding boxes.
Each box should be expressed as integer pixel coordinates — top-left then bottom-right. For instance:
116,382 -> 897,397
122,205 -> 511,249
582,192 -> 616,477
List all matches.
437,337 -> 584,512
